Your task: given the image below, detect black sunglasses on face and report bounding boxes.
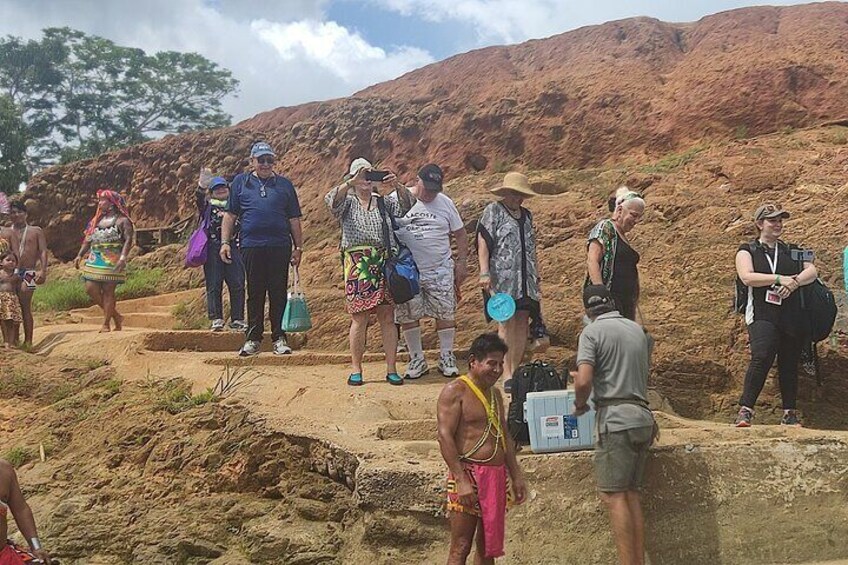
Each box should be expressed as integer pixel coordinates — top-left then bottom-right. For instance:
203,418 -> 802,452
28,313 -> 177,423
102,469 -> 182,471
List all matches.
256,156 -> 275,165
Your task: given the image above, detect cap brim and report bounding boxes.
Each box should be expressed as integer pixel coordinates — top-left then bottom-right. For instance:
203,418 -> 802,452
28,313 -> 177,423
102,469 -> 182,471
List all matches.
252,151 -> 275,157
422,180 -> 443,192
762,211 -> 790,220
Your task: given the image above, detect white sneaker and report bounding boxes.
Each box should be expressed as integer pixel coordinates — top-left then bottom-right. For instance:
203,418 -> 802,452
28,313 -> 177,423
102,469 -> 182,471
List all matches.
228,320 -> 248,332
239,340 -> 260,357
211,319 -> 225,332
273,337 -> 292,355
404,355 -> 429,380
438,352 -> 460,377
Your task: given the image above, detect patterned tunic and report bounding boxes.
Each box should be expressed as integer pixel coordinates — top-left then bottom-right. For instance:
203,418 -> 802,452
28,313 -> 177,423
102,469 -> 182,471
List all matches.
477,202 -> 540,302
324,188 -> 412,251
81,222 -> 127,284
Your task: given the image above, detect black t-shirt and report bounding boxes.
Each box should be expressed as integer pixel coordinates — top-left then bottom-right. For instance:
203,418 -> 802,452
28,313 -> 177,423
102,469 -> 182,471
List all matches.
738,240 -> 804,334
610,237 -> 640,298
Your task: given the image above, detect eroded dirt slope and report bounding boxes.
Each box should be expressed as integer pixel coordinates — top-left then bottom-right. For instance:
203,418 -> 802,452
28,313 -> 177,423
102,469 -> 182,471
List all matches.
20,3 -> 848,260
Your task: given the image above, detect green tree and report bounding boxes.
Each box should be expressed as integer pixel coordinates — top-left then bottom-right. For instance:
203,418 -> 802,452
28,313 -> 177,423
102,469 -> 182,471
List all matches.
0,27 -> 239,179
0,95 -> 29,194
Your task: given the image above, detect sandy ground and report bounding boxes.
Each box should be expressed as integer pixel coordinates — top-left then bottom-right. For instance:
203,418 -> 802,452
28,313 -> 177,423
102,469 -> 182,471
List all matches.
8,293 -> 843,564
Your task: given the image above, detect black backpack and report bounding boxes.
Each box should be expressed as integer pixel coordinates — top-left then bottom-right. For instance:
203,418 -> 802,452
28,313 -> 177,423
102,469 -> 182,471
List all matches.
802,279 -> 837,342
734,241 -> 757,314
507,361 -> 565,445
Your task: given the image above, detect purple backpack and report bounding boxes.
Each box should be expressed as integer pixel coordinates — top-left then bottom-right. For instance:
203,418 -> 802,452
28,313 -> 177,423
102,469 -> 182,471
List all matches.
185,204 -> 212,268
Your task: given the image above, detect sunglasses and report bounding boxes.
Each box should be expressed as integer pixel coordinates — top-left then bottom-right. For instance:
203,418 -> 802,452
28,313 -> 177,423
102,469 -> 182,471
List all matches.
756,204 -> 783,220
256,156 -> 275,165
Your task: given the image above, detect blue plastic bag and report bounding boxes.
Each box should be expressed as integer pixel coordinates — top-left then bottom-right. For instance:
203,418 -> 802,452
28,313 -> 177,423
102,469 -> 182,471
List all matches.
282,268 -> 312,333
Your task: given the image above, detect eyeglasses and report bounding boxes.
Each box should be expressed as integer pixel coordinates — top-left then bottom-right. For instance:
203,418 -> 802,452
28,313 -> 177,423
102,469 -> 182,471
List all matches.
256,156 -> 275,165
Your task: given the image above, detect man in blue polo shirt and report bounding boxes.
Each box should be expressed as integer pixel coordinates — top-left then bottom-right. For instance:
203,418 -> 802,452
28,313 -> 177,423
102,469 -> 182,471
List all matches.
220,141 -> 304,356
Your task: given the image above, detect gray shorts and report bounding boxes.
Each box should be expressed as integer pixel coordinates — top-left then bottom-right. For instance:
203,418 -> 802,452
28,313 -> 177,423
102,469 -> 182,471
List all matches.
394,262 -> 456,324
595,425 -> 654,492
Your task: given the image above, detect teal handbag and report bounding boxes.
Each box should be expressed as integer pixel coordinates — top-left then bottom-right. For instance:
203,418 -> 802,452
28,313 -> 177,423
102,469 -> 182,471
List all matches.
282,267 -> 312,333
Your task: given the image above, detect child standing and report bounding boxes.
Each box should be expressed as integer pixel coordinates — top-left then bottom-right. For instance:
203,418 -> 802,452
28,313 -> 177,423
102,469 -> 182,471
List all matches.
0,248 -> 23,348
195,173 -> 245,332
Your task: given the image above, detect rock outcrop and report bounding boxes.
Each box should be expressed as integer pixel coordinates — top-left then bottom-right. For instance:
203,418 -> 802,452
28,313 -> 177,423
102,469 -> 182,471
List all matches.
22,3 -> 848,259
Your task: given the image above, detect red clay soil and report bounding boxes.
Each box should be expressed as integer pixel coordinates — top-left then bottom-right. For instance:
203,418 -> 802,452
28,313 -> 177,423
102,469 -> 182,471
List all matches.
21,3 -> 848,260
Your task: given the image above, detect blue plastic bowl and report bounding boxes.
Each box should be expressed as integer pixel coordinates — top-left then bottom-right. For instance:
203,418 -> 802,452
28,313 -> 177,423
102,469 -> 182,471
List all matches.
487,292 -> 516,322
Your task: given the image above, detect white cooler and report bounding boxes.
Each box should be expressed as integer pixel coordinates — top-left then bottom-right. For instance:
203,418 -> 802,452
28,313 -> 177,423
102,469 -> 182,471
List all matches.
524,389 -> 596,453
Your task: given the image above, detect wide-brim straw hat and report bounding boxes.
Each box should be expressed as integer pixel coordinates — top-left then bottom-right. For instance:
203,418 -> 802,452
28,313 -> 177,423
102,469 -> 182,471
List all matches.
491,172 -> 538,198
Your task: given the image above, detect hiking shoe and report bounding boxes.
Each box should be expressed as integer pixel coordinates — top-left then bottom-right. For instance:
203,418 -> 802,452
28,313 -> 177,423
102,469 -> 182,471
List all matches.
239,340 -> 260,357
404,355 -> 429,380
273,337 -> 292,355
228,320 -> 248,332
734,407 -> 753,428
211,319 -> 225,332
438,352 -> 460,377
780,410 -> 801,426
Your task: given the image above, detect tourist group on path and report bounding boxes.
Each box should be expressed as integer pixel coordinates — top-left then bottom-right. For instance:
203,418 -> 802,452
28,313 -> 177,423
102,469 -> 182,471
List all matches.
0,139 -> 824,565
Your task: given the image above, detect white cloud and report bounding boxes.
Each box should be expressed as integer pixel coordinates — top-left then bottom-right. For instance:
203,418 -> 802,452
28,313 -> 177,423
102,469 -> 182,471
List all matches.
0,0 -> 433,123
252,19 -> 433,83
372,0 -> 580,44
371,0 -> 830,46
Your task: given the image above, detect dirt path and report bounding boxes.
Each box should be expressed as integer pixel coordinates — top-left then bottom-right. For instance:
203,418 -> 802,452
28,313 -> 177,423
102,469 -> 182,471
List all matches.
20,292 -> 848,564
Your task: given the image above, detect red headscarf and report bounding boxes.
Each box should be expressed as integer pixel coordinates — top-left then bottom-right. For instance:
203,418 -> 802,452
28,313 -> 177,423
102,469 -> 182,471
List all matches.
84,189 -> 132,237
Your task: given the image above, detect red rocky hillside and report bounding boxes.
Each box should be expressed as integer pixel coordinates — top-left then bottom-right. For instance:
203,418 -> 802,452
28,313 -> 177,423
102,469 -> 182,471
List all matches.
22,2 -> 848,260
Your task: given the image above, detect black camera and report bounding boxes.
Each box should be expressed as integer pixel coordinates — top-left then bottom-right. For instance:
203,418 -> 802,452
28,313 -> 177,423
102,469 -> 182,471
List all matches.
364,170 -> 390,182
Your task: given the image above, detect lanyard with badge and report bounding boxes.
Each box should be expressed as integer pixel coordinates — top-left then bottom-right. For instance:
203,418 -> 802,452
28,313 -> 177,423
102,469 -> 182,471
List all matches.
763,242 -> 783,306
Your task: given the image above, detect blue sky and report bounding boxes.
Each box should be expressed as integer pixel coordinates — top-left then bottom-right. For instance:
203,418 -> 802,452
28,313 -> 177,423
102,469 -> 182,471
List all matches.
0,0 -> 832,123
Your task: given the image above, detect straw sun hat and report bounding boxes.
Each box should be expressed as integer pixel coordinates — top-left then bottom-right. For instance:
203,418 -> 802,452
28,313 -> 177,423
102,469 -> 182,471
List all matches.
490,172 -> 538,198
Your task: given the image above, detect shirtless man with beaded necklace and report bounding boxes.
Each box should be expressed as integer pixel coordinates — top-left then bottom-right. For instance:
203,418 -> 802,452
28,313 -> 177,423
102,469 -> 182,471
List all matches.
0,201 -> 47,348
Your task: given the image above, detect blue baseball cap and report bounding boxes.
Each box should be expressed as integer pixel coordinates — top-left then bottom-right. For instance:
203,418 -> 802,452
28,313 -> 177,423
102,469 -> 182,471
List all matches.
250,142 -> 275,158
209,176 -> 228,190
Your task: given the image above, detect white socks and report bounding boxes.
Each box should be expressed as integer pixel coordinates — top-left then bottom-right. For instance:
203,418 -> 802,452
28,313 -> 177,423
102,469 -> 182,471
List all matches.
438,327 -> 455,357
402,326 -> 456,357
403,327 -> 424,357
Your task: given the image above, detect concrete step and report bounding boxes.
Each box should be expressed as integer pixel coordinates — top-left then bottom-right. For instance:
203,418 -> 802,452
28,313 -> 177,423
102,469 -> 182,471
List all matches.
74,312 -> 176,330
70,289 -> 202,317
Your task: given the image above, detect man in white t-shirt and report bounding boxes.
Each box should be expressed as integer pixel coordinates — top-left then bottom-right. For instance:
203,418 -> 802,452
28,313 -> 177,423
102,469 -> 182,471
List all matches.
395,164 -> 468,379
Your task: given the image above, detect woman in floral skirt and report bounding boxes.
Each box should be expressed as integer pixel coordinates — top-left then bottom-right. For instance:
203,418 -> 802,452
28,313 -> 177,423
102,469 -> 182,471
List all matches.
325,158 -> 414,386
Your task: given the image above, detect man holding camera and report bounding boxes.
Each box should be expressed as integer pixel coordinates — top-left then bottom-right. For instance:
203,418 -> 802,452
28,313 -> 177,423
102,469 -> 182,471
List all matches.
394,164 -> 468,380
221,141 -> 304,357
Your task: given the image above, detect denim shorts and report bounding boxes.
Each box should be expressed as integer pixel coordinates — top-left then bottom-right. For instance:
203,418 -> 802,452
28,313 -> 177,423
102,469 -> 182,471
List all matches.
595,425 -> 654,492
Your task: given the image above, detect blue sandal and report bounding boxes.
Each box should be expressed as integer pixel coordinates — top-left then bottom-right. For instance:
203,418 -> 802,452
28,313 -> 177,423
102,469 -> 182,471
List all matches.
386,372 -> 404,386
347,372 -> 364,386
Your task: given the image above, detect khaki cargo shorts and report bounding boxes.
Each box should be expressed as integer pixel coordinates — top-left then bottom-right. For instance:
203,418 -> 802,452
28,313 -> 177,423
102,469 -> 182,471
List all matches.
394,262 -> 456,323
595,425 -> 654,492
